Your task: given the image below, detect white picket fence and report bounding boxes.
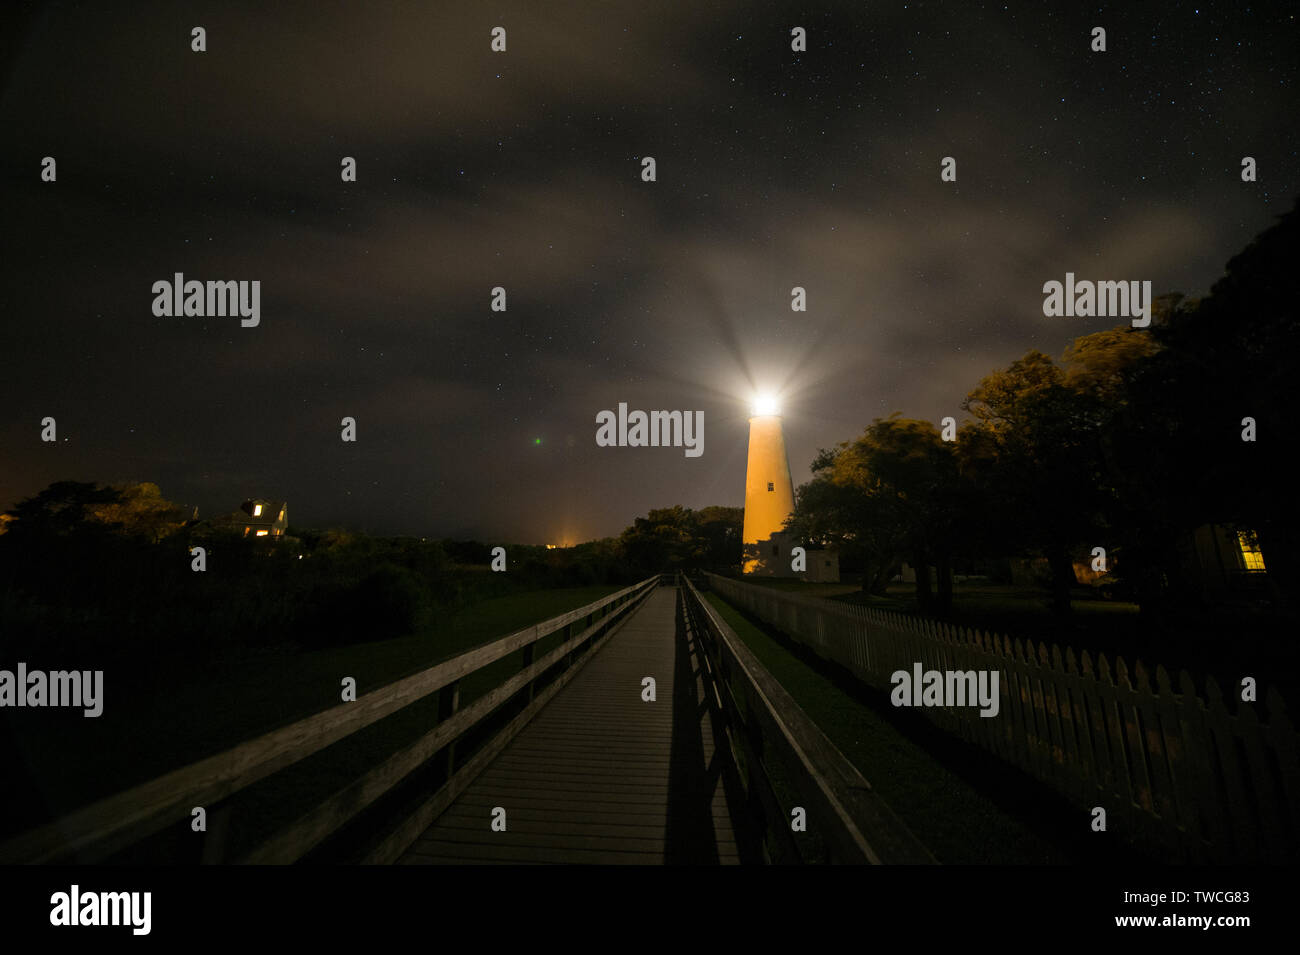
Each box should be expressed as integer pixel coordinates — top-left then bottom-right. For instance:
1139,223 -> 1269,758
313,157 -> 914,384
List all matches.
706,574 -> 1300,862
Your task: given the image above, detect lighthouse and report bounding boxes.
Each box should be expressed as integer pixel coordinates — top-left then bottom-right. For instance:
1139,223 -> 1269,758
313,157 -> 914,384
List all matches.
742,394 -> 797,574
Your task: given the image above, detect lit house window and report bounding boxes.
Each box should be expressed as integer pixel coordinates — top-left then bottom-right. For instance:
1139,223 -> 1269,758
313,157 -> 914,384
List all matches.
255,530 -> 269,537
1238,531 -> 1266,571
278,509 -> 285,522
252,504 -> 263,517
767,482 -> 774,492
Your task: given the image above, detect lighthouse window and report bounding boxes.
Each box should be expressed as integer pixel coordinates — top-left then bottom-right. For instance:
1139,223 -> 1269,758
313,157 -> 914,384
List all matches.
767,482 -> 774,491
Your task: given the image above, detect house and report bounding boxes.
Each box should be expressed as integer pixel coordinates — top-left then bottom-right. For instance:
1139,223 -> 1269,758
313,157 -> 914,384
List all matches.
999,524 -> 1266,596
239,499 -> 288,538
743,531 -> 841,582
1182,523 -> 1268,596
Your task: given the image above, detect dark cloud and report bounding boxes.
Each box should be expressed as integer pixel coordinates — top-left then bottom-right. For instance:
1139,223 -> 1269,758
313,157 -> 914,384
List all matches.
2,1 -> 1296,541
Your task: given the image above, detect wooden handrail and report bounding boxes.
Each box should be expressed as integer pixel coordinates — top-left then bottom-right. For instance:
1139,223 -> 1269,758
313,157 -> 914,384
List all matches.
0,575 -> 661,864
682,576 -> 935,865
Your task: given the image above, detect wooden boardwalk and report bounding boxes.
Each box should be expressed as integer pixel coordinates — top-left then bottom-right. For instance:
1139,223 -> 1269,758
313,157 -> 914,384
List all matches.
399,585 -> 750,864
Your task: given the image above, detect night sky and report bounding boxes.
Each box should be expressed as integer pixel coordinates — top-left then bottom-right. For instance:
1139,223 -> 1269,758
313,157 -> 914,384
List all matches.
2,1 -> 1296,543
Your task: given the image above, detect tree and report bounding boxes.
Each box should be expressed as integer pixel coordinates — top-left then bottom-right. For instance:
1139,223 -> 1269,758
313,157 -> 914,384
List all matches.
618,506 -> 703,574
87,481 -> 189,543
962,352 -> 1109,615
694,505 -> 744,570
1185,202 -> 1298,616
1061,324 -> 1163,405
1,480 -> 123,538
1106,200 -> 1300,616
788,446 -> 903,595
0,481 -> 188,619
1075,309 -> 1212,615
615,505 -> 743,575
788,416 -> 964,613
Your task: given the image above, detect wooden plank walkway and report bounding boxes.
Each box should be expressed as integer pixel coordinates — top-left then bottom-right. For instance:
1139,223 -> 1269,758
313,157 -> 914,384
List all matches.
399,585 -> 751,864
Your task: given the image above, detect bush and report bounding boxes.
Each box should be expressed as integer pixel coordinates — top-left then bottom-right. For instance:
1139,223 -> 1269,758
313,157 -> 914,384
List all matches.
302,563 -> 431,646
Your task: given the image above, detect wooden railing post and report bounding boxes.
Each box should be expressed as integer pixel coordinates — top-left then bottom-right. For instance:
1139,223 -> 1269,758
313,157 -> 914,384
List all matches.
521,642 -> 537,704
437,680 -> 461,779
200,802 -> 233,865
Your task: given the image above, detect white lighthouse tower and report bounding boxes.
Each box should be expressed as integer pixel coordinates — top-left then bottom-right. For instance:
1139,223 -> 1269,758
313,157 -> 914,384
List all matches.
741,394 -> 797,574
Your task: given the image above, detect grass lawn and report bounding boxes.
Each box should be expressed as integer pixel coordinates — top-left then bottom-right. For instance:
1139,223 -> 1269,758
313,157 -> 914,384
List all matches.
1,583 -> 622,850
745,576 -> 1141,624
704,591 -> 1161,865
735,578 -> 863,599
